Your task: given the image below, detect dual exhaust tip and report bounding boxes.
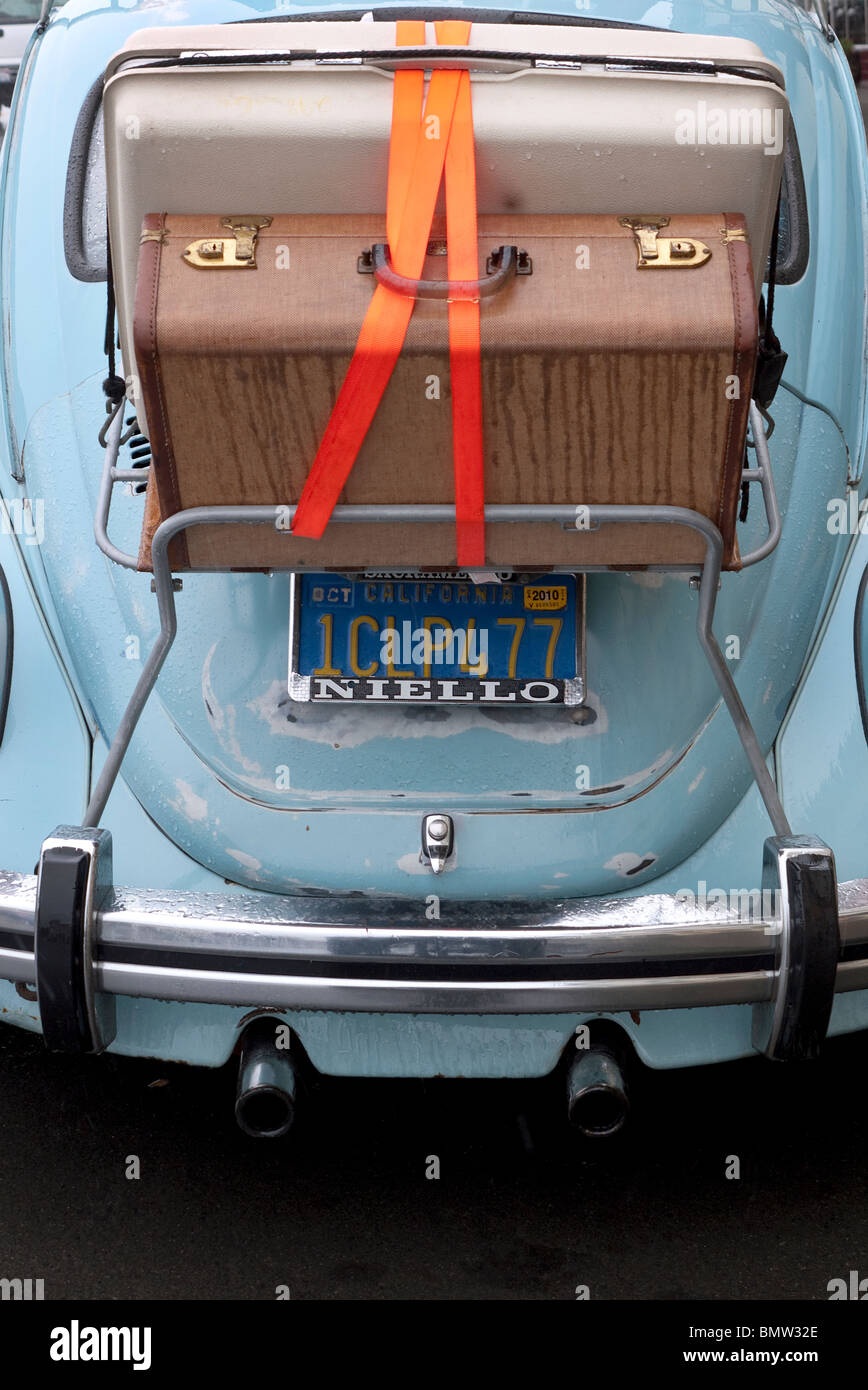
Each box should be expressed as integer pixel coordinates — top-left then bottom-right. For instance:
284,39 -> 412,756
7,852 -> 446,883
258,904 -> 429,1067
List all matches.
565,1043 -> 630,1139
235,1021 -> 297,1139
234,1023 -> 630,1141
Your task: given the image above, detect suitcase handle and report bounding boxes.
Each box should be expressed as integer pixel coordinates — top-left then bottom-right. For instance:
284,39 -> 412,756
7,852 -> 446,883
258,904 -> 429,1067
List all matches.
359,244 -> 532,300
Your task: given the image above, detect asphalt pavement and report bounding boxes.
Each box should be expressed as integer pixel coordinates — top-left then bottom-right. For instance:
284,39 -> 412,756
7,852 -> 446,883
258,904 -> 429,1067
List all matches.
0,1020 -> 866,1300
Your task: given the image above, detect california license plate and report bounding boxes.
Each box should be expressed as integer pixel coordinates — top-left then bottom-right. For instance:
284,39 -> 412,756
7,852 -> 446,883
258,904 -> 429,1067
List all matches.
288,572 -> 584,704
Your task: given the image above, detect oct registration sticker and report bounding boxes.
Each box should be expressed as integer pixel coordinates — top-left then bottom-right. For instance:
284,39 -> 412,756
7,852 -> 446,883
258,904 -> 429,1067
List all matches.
289,572 -> 584,705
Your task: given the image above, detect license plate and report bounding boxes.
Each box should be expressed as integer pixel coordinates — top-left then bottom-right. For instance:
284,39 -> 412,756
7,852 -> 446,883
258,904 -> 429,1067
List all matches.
288,572 -> 584,705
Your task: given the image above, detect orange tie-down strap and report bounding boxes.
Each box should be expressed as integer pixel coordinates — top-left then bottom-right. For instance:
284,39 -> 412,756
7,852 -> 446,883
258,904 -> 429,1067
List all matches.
291,19 -> 486,566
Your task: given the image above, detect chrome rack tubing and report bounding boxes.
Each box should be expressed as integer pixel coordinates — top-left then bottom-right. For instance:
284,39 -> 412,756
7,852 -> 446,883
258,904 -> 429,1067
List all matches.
690,527 -> 790,838
93,404 -> 140,571
809,0 -> 836,41
85,501 -> 791,837
85,506 -> 281,826
584,504 -> 791,838
113,469 -> 151,483
738,401 -> 782,569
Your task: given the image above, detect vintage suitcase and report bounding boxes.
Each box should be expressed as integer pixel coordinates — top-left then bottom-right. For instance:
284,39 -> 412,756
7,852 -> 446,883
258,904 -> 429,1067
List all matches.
133,209 -> 757,571
102,19 -> 787,571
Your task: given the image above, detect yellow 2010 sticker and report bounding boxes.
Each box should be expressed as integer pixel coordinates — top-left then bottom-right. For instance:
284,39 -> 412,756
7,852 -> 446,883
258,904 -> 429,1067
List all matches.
524,586 -> 568,611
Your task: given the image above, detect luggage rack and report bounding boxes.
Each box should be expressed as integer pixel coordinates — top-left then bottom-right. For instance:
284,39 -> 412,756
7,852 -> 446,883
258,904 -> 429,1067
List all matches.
91,401 -> 786,834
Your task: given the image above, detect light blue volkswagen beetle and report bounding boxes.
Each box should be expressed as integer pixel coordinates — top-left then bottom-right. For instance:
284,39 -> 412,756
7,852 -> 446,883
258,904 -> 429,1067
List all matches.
0,0 -> 866,1139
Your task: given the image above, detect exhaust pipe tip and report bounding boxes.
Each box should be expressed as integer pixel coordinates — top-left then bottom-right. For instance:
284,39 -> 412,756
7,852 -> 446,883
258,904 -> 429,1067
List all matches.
566,1044 -> 629,1139
235,1084 -> 295,1140
235,1021 -> 298,1139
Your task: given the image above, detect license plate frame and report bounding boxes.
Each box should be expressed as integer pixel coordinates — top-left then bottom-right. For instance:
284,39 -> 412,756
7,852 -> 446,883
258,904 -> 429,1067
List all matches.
288,571 -> 586,706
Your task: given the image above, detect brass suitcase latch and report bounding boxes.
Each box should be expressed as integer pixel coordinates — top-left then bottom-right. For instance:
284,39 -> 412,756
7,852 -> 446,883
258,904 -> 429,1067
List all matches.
620,216 -> 711,269
183,216 -> 273,269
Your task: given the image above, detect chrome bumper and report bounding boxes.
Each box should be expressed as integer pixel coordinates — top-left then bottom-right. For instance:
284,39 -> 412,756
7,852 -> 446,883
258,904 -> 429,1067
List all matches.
2,866 -> 867,1015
